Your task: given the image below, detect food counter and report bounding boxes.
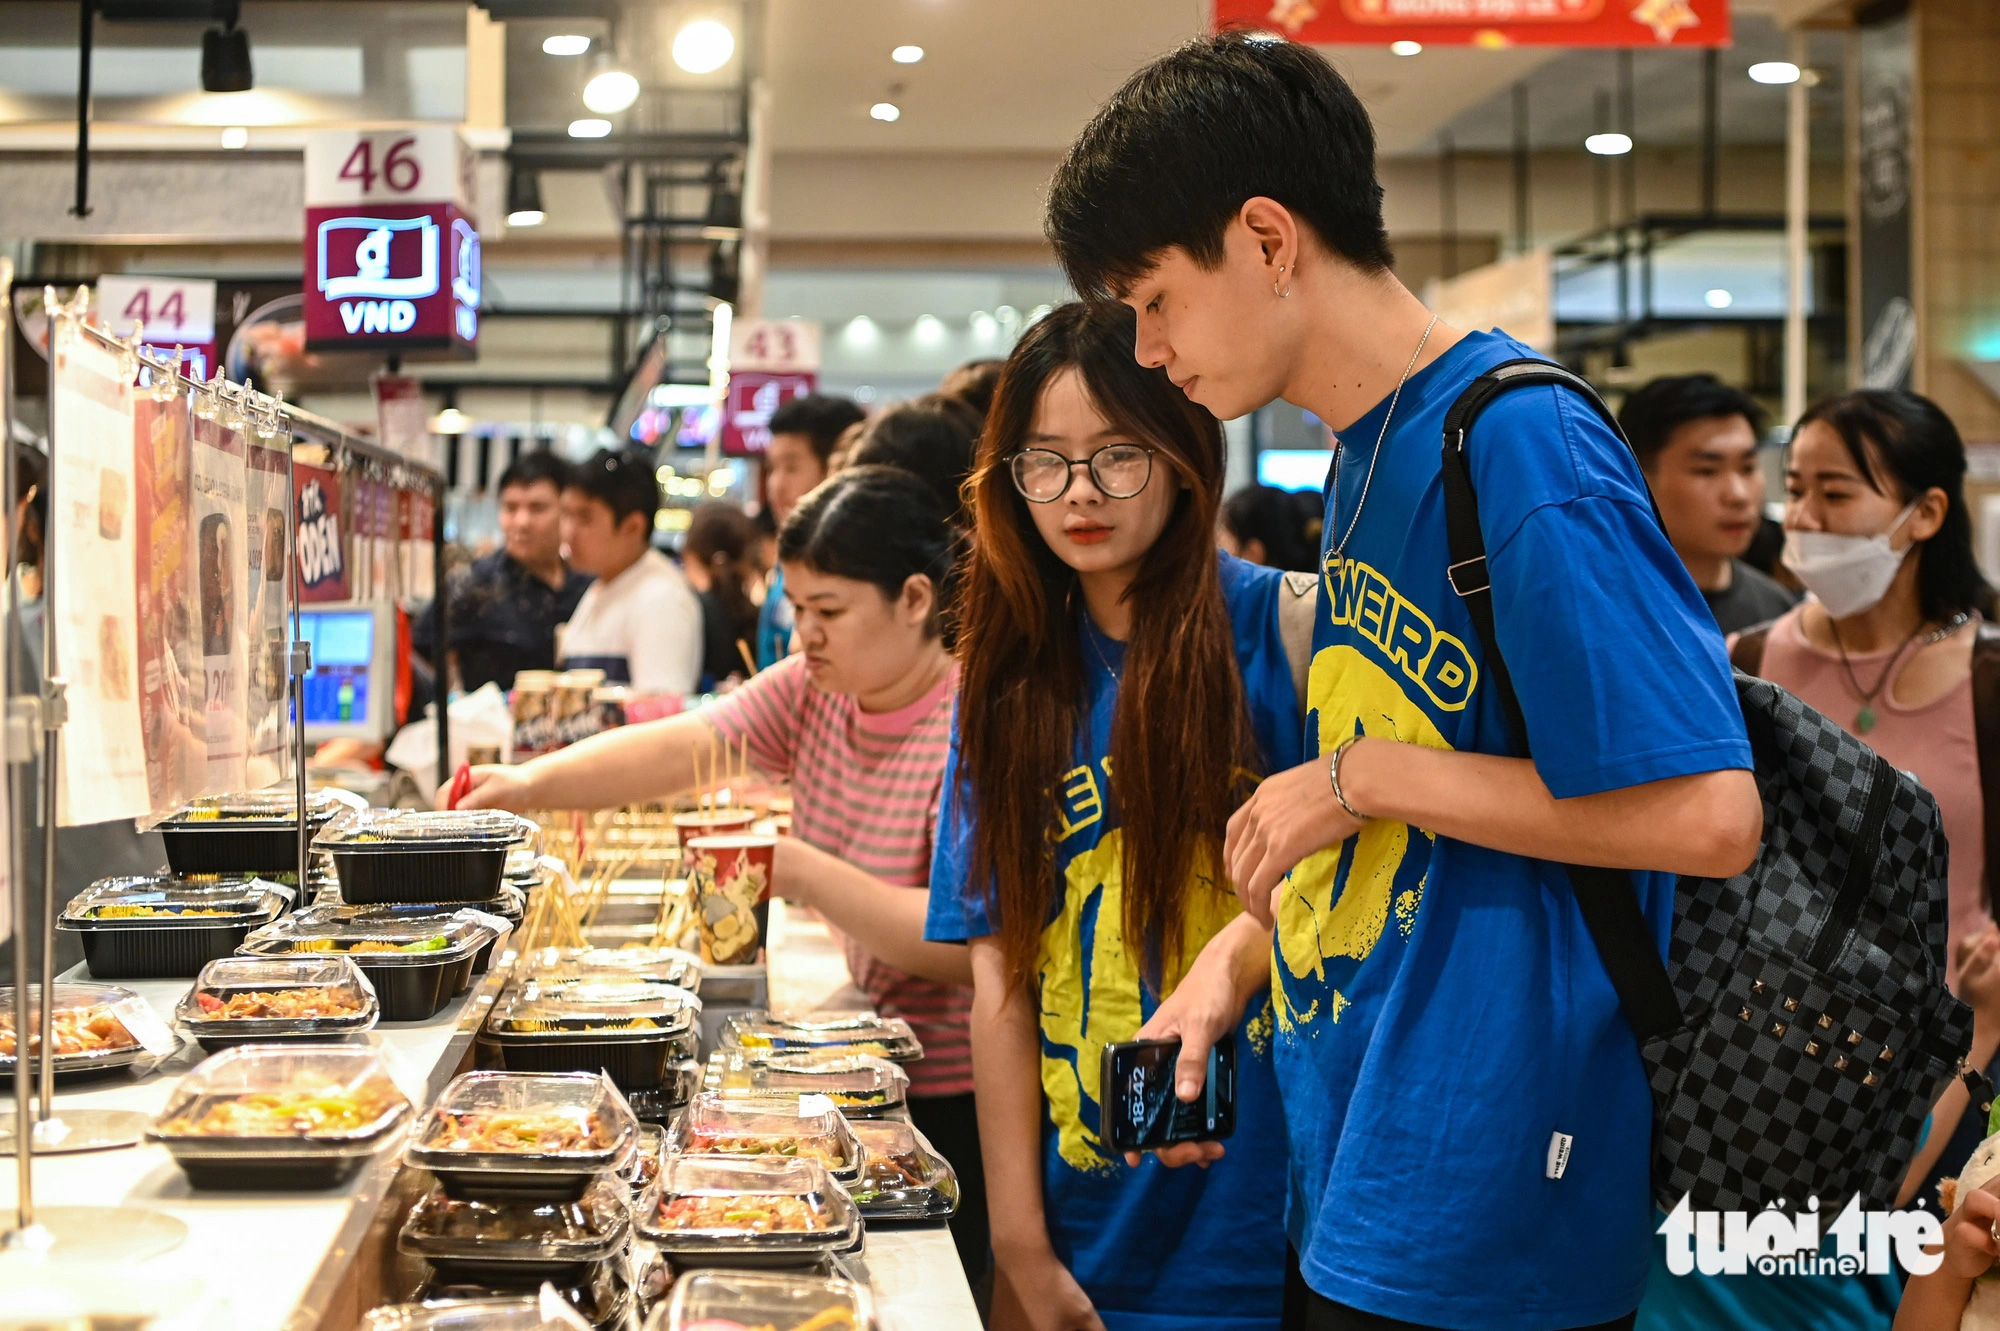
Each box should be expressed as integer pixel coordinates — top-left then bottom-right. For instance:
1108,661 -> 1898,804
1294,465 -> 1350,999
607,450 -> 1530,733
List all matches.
0,898 -> 980,1330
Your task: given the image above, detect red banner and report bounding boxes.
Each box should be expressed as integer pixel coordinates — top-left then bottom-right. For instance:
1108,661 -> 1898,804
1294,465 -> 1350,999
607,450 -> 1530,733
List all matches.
294,463 -> 350,603
1213,0 -> 1728,47
721,371 -> 818,457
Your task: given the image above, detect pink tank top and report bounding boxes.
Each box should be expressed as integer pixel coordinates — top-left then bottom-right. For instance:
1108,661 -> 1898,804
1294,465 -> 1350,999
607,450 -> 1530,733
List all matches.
1752,607 -> 1986,987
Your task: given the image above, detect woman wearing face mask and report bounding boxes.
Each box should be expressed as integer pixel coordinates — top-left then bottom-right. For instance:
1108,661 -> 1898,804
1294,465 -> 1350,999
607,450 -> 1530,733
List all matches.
446,466 -> 988,1282
1732,389 -> 1997,977
926,302 -> 1305,1331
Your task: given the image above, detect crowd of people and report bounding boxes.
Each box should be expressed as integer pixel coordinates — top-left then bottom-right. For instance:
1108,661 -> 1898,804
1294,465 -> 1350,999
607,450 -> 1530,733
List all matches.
423,31 -> 2000,1331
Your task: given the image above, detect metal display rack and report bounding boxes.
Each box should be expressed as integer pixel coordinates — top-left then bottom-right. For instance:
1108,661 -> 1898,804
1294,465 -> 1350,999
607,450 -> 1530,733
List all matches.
2,272 -> 448,1251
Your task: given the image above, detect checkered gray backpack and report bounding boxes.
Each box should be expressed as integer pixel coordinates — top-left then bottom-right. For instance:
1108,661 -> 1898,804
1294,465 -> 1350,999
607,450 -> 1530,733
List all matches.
1438,358 -> 1973,1214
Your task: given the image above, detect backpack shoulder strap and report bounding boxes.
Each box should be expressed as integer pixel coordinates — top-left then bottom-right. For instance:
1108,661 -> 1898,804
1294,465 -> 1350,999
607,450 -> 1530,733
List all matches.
1970,619 -> 2000,911
1730,624 -> 1773,676
1277,570 -> 1318,713
1439,357 -> 1684,1044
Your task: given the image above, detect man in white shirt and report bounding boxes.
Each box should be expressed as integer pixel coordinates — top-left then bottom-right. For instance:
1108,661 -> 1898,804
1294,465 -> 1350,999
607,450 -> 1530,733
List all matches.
557,448 -> 702,695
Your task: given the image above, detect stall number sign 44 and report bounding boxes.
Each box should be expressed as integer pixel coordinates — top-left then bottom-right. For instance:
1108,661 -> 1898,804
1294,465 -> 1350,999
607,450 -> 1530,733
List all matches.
297,478 -> 344,592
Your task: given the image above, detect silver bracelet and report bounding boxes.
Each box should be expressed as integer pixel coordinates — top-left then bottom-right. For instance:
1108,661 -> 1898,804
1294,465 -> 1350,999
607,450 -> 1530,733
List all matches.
1328,734 -> 1365,821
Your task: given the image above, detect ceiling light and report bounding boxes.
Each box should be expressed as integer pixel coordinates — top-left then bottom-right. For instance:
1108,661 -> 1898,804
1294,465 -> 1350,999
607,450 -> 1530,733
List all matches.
870,102 -> 901,122
702,185 -> 743,238
429,407 -> 470,435
201,22 -> 252,93
506,166 -> 544,227
913,314 -> 945,345
672,19 -> 735,74
1390,40 -> 1422,56
1748,61 -> 1801,85
568,118 -> 612,139
1704,288 -> 1734,309
583,68 -> 640,113
892,45 -> 924,63
219,125 -> 248,150
842,316 -> 880,348
507,210 -> 545,227
543,34 -> 590,56
1585,132 -> 1633,156
970,310 -> 998,340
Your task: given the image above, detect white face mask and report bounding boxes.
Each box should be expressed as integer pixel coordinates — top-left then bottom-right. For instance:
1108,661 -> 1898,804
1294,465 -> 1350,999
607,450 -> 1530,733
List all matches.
1781,500 -> 1921,619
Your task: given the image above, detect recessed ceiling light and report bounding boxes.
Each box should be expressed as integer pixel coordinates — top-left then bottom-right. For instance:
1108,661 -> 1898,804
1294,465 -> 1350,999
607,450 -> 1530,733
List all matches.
507,209 -> 546,227
219,125 -> 248,150
1748,61 -> 1801,85
568,118 -> 612,139
1390,40 -> 1422,56
583,68 -> 640,113
892,45 -> 923,63
1704,288 -> 1734,309
672,19 -> 735,74
870,102 -> 901,122
913,314 -> 945,345
843,316 -> 880,347
543,34 -> 590,56
1585,132 -> 1633,155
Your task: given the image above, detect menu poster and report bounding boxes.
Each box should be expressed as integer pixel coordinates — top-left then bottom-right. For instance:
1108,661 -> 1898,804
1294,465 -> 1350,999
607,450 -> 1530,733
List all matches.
133,390 -> 205,813
408,488 -> 436,601
50,328 -> 150,824
243,430 -> 293,788
372,479 -> 395,602
349,474 -> 372,607
396,487 -> 415,604
192,407 -> 250,793
295,463 -> 349,603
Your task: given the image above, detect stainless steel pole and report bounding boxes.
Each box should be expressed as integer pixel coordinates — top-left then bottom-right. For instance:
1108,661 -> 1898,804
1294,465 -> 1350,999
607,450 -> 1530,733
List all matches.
35,294 -> 68,1124
1784,30 -> 1811,426
3,259 -> 32,1233
284,405 -> 307,886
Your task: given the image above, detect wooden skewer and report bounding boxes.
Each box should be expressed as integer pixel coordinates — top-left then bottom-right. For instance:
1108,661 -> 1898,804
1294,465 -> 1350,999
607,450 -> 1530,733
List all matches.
736,638 -> 757,678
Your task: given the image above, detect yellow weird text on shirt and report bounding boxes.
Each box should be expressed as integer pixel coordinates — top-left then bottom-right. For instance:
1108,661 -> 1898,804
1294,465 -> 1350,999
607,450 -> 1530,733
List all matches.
1273,555 -> 1467,1035
1037,783 -> 1247,1176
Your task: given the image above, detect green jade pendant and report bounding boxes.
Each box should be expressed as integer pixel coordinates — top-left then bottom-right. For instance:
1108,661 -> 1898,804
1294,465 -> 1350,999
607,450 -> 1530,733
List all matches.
1857,705 -> 1878,734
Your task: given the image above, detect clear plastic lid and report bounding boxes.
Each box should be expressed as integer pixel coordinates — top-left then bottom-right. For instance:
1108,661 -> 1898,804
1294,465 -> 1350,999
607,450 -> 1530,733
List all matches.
409,1071 -> 638,1176
175,955 -> 377,1031
317,808 -> 537,849
848,1118 -> 958,1216
241,907 -> 495,968
364,1295 -> 590,1331
148,1045 -> 410,1156
160,786 -> 365,826
722,1011 -> 922,1062
0,982 -> 147,1066
62,874 -> 289,925
669,1092 -> 862,1178
703,1050 -> 908,1113
637,1155 -> 860,1255
399,1174 -> 631,1263
659,1270 -> 873,1331
539,947 -> 702,990
487,979 -> 699,1038
628,1123 -> 664,1192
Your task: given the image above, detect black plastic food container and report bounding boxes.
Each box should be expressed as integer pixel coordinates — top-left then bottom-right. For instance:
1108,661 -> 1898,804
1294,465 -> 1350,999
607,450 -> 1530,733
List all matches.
60,876 -> 289,980
316,809 -> 532,907
157,789 -> 363,875
238,909 -> 499,1022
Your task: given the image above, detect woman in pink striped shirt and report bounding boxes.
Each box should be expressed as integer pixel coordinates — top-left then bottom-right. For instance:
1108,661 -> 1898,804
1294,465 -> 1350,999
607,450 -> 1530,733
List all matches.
450,465 -> 985,1280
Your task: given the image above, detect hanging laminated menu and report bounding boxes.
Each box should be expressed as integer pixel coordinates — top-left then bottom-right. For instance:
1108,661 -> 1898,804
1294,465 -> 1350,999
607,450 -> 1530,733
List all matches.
243,419 -> 293,789
372,476 -> 394,603
51,323 -> 150,823
192,389 -> 250,795
134,380 -> 206,815
295,460 -> 349,604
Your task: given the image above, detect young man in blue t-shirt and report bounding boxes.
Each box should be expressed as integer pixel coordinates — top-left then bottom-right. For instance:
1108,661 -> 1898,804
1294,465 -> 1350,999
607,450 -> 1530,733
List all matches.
1043,33 -> 1762,1331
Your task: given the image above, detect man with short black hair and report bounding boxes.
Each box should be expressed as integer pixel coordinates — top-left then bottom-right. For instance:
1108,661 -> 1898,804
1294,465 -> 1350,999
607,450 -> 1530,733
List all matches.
559,447 -> 701,695
757,393 -> 865,666
1619,374 -> 1798,634
415,449 -> 591,694
1045,32 -> 1761,1331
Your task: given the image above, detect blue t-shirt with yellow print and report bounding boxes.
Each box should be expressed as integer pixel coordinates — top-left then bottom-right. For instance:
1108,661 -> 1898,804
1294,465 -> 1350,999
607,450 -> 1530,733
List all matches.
1277,331 -> 1752,1330
927,553 -> 1301,1331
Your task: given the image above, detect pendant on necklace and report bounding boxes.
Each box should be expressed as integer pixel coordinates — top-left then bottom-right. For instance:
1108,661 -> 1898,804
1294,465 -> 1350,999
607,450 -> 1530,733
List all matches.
1857,705 -> 1878,734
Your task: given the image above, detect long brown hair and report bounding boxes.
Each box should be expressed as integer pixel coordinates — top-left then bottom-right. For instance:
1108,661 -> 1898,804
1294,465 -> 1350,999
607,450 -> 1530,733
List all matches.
954,302 -> 1256,991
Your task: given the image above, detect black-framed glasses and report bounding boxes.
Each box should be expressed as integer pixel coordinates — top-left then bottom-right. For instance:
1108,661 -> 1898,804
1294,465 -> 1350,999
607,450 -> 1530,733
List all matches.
1009,444 -> 1155,503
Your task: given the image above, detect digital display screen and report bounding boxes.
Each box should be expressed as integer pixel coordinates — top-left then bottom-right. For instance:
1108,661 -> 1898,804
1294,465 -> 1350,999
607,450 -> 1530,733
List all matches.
1256,449 -> 1334,493
300,610 -> 373,726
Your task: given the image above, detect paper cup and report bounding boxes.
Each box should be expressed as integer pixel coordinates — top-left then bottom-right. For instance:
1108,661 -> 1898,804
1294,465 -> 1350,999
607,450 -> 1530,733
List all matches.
687,834 -> 776,966
671,808 -> 757,848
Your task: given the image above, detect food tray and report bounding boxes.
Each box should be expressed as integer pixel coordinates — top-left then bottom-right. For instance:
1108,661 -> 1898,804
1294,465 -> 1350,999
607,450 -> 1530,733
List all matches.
848,1118 -> 959,1222
529,946 -> 702,993
722,1011 -> 922,1063
480,977 -> 698,1091
399,1174 -> 631,1285
656,1269 -> 874,1331
362,1295 -> 588,1331
60,875 -> 290,980
241,909 -> 496,1022
147,1044 -> 411,1189
316,809 -> 535,906
175,954 -> 378,1051
702,1050 -> 908,1117
412,1261 -> 632,1329
666,1091 -> 865,1185
636,1155 -> 861,1267
409,1070 -> 639,1202
157,787 -> 366,875
0,982 -> 164,1075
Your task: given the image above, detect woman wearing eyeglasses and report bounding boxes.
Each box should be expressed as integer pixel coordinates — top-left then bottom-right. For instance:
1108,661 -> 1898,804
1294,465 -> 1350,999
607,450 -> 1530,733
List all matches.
926,302 -> 1306,1331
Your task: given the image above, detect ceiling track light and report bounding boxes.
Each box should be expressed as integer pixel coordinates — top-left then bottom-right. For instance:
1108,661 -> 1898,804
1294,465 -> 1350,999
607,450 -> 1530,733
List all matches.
200,7 -> 252,94
583,62 -> 640,114
506,165 -> 545,227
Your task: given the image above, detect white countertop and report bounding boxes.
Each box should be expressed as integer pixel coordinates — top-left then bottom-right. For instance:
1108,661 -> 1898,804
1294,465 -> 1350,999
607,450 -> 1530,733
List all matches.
0,897 -> 982,1331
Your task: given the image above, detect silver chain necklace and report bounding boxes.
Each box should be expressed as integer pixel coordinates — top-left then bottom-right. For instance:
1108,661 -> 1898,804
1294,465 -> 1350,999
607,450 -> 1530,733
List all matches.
1327,314 -> 1440,564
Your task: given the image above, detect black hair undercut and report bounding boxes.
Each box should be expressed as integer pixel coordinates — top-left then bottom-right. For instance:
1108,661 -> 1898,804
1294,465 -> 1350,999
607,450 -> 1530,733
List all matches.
1617,374 -> 1768,471
567,448 -> 659,533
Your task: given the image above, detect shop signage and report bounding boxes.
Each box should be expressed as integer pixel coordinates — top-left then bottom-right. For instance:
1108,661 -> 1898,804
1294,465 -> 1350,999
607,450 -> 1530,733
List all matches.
302,127 -> 479,356
1855,11 -> 1914,390
1213,0 -> 1729,47
729,318 -> 821,374
96,275 -> 218,381
294,463 -> 350,603
721,372 -> 817,457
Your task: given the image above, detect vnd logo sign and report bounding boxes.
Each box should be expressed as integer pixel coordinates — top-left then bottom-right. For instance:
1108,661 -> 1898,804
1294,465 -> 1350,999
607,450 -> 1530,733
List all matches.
1658,1194 -> 1943,1277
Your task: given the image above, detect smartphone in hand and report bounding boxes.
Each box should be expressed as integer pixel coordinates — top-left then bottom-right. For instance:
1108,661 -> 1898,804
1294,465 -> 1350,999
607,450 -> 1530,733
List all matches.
1100,1033 -> 1237,1154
